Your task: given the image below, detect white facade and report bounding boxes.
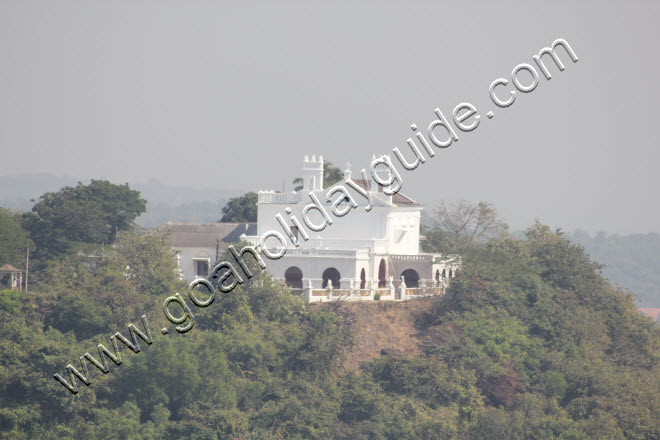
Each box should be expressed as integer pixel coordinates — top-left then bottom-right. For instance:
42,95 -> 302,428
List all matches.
157,222 -> 257,282
242,155 -> 459,301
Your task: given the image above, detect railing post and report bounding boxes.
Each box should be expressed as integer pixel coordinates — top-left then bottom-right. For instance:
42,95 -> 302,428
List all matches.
388,276 -> 395,299
349,279 -> 355,297
421,278 -> 427,296
305,278 -> 313,302
399,275 -> 406,300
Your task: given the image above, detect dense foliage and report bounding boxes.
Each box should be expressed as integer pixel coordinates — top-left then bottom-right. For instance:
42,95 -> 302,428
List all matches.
0,207 -> 34,269
220,192 -> 258,223
21,180 -> 146,260
0,220 -> 658,439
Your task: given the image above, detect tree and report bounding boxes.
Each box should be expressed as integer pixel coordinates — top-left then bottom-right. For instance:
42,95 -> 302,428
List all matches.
423,200 -> 508,254
22,180 -> 146,258
292,177 -> 304,192
110,228 -> 183,297
323,161 -> 344,188
220,192 -> 258,222
292,161 -> 344,192
0,207 -> 34,268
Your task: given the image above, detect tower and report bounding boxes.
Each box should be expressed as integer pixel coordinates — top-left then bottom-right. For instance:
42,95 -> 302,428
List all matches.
302,154 -> 324,192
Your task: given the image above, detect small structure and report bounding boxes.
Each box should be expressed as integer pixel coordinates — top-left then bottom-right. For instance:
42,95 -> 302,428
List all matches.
156,222 -> 257,281
0,264 -> 24,291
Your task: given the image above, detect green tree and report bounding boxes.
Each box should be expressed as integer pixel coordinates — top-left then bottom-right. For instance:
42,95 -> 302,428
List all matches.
22,180 -> 146,258
323,161 -> 343,188
0,207 -> 33,268
219,192 -> 257,222
109,228 -> 183,297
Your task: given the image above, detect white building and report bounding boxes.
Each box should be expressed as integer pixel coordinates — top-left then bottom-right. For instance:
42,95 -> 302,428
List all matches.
241,154 -> 459,302
158,222 -> 256,281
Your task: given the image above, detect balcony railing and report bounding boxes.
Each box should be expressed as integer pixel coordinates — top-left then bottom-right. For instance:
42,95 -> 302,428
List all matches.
240,235 -> 388,255
257,191 -> 303,204
284,277 -> 449,303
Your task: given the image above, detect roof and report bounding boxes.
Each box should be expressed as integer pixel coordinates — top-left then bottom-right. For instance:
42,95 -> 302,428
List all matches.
155,222 -> 257,248
0,264 -> 23,272
341,179 -> 420,207
392,192 -> 417,205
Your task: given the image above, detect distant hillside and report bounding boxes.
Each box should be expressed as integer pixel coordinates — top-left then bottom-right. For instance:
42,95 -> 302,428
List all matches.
0,173 -> 78,211
567,230 -> 660,308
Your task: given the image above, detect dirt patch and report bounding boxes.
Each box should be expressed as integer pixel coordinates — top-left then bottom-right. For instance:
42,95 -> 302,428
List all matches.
318,298 -> 434,370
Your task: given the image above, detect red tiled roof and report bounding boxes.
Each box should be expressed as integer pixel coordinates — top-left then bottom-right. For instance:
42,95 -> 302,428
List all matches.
349,179 -> 418,205
393,192 -> 416,204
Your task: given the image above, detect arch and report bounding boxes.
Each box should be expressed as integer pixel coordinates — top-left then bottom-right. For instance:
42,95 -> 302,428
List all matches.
442,268 -> 447,279
401,269 -> 420,288
322,267 -> 341,289
360,268 -> 366,289
378,258 -> 387,288
449,269 -> 453,278
284,266 -> 303,289
435,269 -> 440,286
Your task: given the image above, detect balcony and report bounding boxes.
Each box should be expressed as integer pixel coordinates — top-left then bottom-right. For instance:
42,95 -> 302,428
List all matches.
257,190 -> 303,204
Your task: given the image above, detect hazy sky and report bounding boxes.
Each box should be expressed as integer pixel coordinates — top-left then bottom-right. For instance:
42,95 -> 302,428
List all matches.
2,0 -> 659,234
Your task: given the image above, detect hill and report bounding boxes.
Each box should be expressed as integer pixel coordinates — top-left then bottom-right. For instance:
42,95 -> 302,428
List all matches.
0,223 -> 658,439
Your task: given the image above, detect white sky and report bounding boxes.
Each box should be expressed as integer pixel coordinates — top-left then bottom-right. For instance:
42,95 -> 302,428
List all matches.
1,0 -> 659,234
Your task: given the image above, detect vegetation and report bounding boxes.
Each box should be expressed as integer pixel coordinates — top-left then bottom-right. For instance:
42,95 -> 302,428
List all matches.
0,207 -> 34,269
423,200 -> 508,255
220,192 -> 258,223
21,180 -> 146,260
0,185 -> 658,439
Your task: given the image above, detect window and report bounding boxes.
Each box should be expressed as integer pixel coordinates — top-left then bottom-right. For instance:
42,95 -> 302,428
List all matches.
194,259 -> 209,277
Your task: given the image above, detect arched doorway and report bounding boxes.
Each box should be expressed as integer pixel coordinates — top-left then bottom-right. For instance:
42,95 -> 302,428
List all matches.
435,269 -> 440,286
284,266 -> 303,289
360,268 -> 366,289
378,259 -> 387,288
401,269 -> 420,288
322,267 -> 341,288
449,269 -> 453,278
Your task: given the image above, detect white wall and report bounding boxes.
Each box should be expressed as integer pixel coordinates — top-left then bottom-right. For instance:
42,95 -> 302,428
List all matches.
387,208 -> 421,254
257,198 -> 422,255
264,254 -> 359,285
175,246 -> 214,282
